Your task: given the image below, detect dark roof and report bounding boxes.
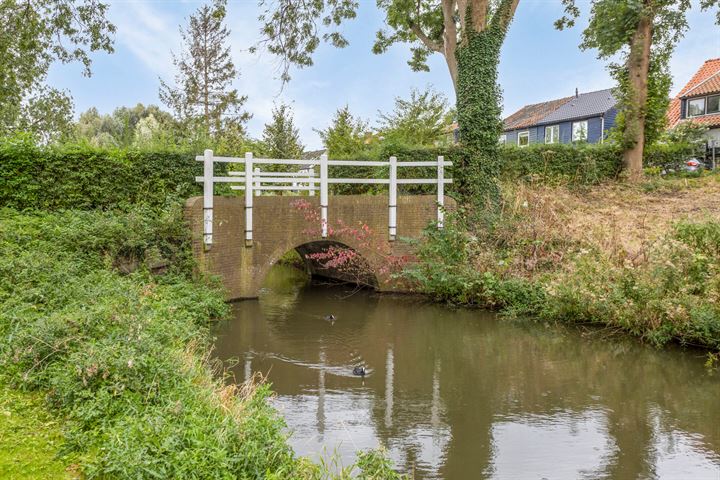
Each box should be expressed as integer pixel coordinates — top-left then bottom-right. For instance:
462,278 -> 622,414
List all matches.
503,88 -> 617,131
301,149 -> 327,160
540,88 -> 617,124
503,96 -> 572,130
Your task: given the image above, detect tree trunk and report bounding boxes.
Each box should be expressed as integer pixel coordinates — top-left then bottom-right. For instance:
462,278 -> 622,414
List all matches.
622,13 -> 652,181
441,0 -> 459,91
453,0 -> 518,211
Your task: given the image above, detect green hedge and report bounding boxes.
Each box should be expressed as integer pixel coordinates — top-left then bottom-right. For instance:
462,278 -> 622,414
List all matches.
328,143 -> 622,195
644,142 -> 706,170
0,136 -> 626,210
0,136 -> 207,210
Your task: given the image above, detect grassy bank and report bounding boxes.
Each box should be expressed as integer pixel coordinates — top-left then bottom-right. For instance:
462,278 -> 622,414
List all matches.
0,205 -> 403,479
0,386 -> 77,479
406,173 -> 720,351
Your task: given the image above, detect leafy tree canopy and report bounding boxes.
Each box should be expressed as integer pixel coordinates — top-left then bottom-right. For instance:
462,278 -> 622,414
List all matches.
74,104 -> 177,148
377,88 -> 453,147
0,0 -> 115,141
256,0 -> 519,90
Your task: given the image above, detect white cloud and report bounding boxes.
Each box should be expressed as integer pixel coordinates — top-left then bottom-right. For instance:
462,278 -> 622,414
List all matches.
109,1 -> 181,80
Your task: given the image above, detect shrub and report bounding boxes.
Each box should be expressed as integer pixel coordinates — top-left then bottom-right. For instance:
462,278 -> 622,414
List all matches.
644,141 -> 706,171
0,135 -> 211,210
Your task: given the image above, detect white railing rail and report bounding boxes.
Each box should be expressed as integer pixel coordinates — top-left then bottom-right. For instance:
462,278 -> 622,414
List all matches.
196,150 -> 452,248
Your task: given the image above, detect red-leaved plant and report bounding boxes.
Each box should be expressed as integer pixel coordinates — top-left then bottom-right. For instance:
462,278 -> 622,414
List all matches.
290,199 -> 413,286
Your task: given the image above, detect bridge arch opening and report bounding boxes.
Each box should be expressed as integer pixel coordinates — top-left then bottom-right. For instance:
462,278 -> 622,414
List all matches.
268,241 -> 378,290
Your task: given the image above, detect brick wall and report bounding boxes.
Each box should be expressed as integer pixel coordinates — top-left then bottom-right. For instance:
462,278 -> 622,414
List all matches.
185,195 -> 456,300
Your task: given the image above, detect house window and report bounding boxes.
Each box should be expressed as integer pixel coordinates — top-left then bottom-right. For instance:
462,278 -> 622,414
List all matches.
688,98 -> 706,117
499,134 -> 507,145
708,95 -> 720,114
572,121 -> 588,142
544,125 -> 559,144
518,131 -> 530,147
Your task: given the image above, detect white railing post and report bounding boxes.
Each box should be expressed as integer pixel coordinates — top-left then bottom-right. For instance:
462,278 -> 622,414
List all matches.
309,166 -> 316,196
254,167 -> 261,196
320,154 -> 328,238
389,156 -> 397,241
245,152 -> 253,247
203,149 -> 214,249
437,155 -> 445,229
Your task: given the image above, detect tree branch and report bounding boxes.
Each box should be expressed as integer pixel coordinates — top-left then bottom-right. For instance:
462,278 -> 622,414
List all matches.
410,23 -> 442,53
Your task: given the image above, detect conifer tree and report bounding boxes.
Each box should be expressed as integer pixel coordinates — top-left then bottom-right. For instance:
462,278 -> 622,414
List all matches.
315,106 -> 368,157
262,104 -> 304,159
160,0 -> 250,138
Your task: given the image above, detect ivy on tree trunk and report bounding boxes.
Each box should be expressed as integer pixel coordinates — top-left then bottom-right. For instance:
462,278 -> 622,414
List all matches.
454,0 -> 518,211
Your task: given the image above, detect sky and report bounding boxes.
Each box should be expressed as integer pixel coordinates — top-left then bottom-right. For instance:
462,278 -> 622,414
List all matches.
47,0 -> 720,150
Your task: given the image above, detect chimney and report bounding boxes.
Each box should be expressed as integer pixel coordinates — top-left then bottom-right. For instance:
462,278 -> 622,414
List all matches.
575,88 -> 579,98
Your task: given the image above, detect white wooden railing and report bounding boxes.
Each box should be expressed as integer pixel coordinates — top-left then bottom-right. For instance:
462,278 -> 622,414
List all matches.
196,150 -> 452,248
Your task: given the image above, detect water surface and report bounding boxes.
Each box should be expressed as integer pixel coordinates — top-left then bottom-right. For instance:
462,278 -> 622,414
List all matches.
213,265 -> 720,479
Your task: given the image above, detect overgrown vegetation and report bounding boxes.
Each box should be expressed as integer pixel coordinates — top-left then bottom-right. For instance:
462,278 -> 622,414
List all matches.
0,204 -> 405,478
406,174 -> 720,350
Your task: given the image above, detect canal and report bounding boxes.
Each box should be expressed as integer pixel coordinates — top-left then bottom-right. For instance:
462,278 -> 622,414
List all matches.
213,265 -> 720,479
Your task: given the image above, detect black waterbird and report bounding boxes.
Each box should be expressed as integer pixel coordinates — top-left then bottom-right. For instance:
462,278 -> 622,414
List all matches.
352,366 -> 366,377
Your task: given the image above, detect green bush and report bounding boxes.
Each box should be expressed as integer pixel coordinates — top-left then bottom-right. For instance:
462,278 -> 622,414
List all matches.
540,223 -> 720,350
497,143 -> 622,184
644,141 -> 706,170
406,210 -> 720,350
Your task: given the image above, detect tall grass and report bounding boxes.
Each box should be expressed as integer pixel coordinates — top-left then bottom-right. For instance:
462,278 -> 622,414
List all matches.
406,180 -> 720,350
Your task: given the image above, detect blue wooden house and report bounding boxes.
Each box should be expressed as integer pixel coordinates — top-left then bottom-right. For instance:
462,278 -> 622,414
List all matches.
501,89 -> 618,146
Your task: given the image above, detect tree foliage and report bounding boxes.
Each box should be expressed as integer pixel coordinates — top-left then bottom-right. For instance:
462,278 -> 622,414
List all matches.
556,0 -> 720,177
0,0 -> 115,141
254,0 -> 358,83
257,0 -> 519,93
316,105 -> 369,157
75,104 -> 178,148
256,0 -> 520,212
262,103 -> 304,159
377,88 -> 453,146
160,0 -> 250,138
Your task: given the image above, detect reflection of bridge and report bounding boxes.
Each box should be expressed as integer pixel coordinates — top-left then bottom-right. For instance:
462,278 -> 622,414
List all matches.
185,151 -> 455,299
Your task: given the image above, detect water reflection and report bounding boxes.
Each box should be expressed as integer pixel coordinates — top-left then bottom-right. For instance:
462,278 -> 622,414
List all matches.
213,265 -> 720,479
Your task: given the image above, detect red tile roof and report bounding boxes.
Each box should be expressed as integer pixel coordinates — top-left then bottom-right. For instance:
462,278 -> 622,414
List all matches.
503,96 -> 573,130
667,58 -> 720,129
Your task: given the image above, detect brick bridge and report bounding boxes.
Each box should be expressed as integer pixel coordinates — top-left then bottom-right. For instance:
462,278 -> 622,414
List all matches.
185,151 -> 453,300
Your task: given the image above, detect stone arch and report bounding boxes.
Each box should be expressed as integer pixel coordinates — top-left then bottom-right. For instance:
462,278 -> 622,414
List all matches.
261,240 -> 379,290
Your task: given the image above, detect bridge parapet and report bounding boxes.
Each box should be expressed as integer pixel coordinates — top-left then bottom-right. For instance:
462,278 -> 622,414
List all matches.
195,151 -> 452,249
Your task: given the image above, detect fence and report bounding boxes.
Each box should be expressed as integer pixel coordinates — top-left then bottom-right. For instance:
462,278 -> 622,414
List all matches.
195,150 -> 452,248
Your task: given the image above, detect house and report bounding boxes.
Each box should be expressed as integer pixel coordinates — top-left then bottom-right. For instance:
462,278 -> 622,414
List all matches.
501,88 -> 618,146
667,58 -> 720,145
